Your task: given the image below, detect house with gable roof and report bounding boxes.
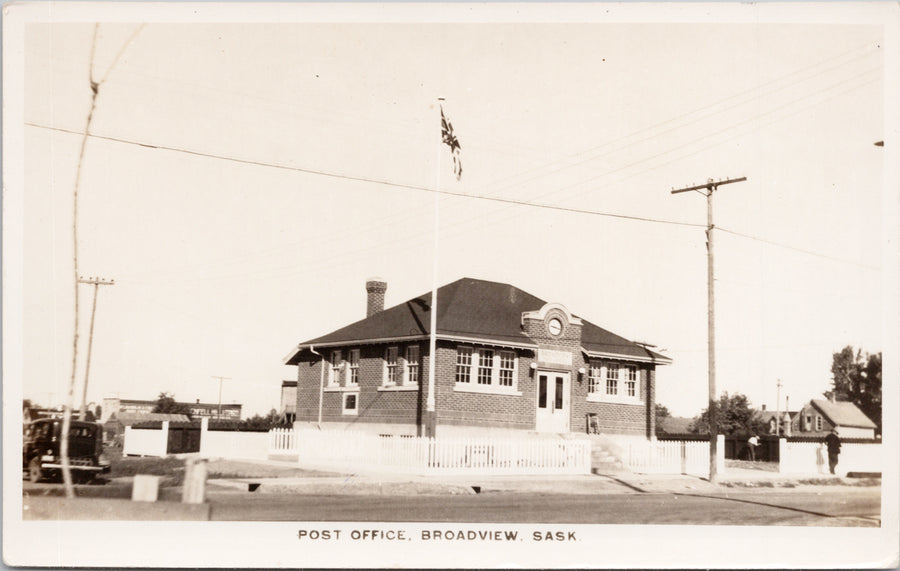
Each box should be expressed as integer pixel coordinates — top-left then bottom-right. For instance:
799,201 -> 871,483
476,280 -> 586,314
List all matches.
791,398 -> 877,439
283,277 -> 671,439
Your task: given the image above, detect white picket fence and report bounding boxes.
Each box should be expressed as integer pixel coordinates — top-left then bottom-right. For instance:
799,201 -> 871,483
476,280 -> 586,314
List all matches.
778,440 -> 881,475
622,435 -> 726,475
280,428 -> 591,475
624,438 -> 709,474
268,427 -> 298,455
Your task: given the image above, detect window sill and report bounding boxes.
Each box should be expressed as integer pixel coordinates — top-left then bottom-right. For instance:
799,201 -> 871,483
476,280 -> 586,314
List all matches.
324,386 -> 360,393
454,383 -> 522,396
586,394 -> 643,405
378,384 -> 419,392
341,409 -> 358,416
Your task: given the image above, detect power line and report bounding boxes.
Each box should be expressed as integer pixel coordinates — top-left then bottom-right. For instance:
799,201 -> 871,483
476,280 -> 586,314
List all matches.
716,227 -> 880,271
26,121 -> 705,229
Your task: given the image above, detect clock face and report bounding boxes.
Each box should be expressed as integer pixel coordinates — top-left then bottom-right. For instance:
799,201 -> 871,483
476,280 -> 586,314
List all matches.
548,318 -> 563,336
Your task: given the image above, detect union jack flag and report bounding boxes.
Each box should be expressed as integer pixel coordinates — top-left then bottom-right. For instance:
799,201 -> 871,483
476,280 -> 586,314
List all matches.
440,106 -> 462,180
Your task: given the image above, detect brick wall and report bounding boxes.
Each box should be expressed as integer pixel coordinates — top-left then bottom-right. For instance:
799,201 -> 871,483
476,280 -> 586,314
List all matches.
294,344 -> 422,427
432,344 -> 536,430
571,363 -> 654,437
293,325 -> 657,437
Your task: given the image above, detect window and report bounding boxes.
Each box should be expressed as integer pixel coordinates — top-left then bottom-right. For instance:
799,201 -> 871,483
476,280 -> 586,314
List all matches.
605,364 -> 619,395
477,350 -> 494,385
498,351 -> 516,387
587,362 -> 641,403
329,351 -> 343,386
455,346 -> 518,392
625,365 -> 637,397
456,347 -> 473,384
342,392 -> 358,415
815,415 -> 823,431
588,366 -> 602,394
405,346 -> 420,385
348,349 -> 360,385
384,346 -> 399,385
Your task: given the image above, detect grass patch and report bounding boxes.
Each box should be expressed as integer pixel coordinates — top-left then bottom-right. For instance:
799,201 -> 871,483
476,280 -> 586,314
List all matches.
724,460 -> 779,472
105,448 -> 187,485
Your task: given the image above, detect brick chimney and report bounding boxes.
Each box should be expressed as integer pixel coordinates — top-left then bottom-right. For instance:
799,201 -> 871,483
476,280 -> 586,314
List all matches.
365,277 -> 387,317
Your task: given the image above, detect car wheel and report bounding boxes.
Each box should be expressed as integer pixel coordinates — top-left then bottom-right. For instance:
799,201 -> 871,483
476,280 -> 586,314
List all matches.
28,458 -> 42,483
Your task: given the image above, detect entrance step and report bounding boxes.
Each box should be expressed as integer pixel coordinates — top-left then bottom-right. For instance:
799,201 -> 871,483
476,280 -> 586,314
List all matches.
588,435 -> 629,474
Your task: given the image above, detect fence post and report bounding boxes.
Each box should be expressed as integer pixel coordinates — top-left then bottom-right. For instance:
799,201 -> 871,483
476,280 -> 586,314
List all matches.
716,434 -> 726,474
778,438 -> 786,473
182,457 -> 207,504
161,421 -> 170,456
123,426 -> 132,456
200,417 -> 209,458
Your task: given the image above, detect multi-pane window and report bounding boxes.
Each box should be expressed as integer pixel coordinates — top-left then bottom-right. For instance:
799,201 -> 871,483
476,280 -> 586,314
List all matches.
385,346 -> 399,385
348,349 -> 360,385
405,346 -> 420,385
477,350 -> 494,385
605,364 -> 619,396
625,365 -> 637,397
330,350 -> 343,386
456,346 -> 517,389
456,347 -> 473,384
588,366 -> 602,394
815,415 -> 823,431
498,351 -> 515,387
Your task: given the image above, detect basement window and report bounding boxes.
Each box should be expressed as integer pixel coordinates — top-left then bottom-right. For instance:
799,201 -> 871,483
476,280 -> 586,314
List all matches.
342,392 -> 359,415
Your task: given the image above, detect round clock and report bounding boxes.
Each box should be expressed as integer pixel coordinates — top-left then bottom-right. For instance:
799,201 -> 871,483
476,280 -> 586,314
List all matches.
548,317 -> 563,336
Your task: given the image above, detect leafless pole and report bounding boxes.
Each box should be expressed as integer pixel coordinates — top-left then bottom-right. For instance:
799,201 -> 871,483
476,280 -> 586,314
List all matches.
78,276 -> 115,420
60,23 -> 145,499
775,378 -> 783,436
212,376 -> 230,419
61,25 -> 101,499
671,176 -> 747,484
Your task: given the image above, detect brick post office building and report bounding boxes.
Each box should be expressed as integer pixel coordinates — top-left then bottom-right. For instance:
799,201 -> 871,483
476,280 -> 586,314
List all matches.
284,277 -> 671,439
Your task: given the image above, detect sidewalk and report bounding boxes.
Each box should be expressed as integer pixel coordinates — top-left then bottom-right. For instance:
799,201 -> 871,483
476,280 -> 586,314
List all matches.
204,458 -> 878,496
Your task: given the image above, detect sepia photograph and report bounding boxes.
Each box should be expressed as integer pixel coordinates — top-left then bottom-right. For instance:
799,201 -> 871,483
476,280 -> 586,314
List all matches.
3,2 -> 898,568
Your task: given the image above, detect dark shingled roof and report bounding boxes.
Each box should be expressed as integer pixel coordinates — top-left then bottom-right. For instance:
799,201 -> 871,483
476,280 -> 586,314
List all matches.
286,278 -> 670,365
810,399 -> 877,429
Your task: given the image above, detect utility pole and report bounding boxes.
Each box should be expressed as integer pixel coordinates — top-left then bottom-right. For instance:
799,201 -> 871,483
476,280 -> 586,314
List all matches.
77,276 -> 114,420
671,176 -> 747,484
211,376 -> 230,419
775,378 -> 783,436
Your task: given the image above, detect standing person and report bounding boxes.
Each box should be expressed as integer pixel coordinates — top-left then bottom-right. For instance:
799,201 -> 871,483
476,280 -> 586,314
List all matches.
825,428 -> 842,475
747,434 -> 759,461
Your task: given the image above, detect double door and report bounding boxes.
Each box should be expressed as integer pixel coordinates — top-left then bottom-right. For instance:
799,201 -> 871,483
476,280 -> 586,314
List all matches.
535,371 -> 570,433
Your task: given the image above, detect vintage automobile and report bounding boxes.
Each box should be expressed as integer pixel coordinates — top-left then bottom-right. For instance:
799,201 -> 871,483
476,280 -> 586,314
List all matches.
23,418 -> 110,483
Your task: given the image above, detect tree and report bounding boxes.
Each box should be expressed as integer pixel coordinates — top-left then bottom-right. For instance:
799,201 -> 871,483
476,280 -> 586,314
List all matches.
654,403 -> 671,435
152,392 -> 191,418
689,392 -> 765,436
825,346 -> 881,433
240,408 -> 287,431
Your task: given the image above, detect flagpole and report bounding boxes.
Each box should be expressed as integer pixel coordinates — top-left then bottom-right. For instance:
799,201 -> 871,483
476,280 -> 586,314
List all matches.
425,98 -> 443,438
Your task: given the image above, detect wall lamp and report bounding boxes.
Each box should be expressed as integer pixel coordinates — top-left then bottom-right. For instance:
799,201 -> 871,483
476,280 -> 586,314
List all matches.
577,367 -> 586,382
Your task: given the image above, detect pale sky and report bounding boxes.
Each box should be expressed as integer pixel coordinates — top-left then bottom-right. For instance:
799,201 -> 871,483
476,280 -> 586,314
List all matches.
14,13 -> 889,419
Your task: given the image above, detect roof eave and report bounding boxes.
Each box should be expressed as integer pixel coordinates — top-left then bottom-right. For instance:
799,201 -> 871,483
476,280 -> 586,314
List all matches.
583,348 -> 673,365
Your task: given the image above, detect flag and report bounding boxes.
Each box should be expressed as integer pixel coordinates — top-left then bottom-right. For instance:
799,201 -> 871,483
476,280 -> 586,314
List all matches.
440,106 -> 462,180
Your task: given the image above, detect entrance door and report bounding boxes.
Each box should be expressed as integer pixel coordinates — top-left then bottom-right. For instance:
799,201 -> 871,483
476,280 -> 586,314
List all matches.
535,371 -> 570,433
